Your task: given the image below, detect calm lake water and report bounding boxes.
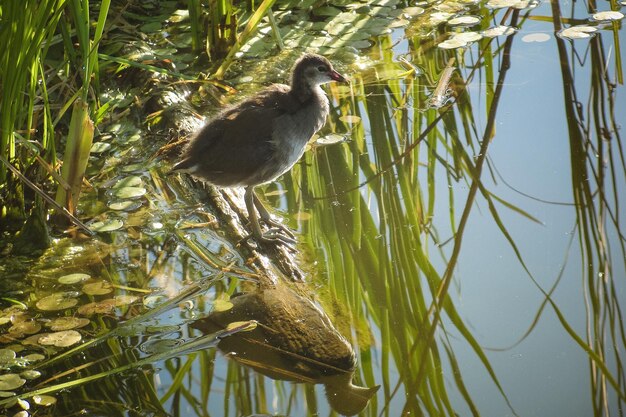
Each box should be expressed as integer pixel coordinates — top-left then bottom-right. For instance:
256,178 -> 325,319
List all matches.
1,0 -> 625,416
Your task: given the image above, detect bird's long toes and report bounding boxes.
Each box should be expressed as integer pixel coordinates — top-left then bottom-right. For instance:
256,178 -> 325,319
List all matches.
259,219 -> 295,239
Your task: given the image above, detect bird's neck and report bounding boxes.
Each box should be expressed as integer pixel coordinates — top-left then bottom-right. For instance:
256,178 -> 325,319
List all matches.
291,78 -> 324,104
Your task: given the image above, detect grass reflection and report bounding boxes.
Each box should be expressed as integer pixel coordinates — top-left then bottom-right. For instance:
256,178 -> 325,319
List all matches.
286,15 -> 524,416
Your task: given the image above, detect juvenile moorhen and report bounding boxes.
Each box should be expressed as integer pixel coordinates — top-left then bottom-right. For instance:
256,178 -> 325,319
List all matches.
172,54 -> 347,245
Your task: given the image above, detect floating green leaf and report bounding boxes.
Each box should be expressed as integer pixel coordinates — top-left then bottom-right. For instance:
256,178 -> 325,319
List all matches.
0,374 -> 25,391
82,280 -> 113,296
45,317 -> 90,331
91,219 -> 124,232
38,330 -> 82,347
89,142 -> 112,154
558,25 -> 597,39
58,273 -> 91,285
113,176 -> 143,189
213,299 -> 234,312
108,200 -> 142,211
112,186 -> 147,199
32,395 -> 57,406
591,11 -> 624,21
36,293 -> 78,311
8,321 -> 41,335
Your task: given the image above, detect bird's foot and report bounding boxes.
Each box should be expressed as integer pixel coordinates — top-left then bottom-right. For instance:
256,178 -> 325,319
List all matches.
240,229 -> 296,250
259,218 -> 295,239
258,229 -> 297,247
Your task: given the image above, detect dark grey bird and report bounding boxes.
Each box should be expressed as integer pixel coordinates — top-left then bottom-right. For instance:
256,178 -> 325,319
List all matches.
172,54 -> 347,245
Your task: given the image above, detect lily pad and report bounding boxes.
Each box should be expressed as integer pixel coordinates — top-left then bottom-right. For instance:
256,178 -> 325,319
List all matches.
482,25 -> 517,37
36,293 -> 78,311
82,280 -> 113,296
112,186 -> 147,199
91,219 -> 124,232
113,176 -> 143,189
486,0 -> 539,8
77,300 -> 117,316
449,15 -> 480,25
32,395 -> 57,406
0,374 -> 26,391
90,142 -> 112,154
45,317 -> 90,331
108,200 -> 142,211
58,273 -> 91,285
226,320 -> 258,332
213,299 -> 234,312
0,349 -> 16,366
22,354 -> 45,362
8,321 -> 41,336
20,370 -> 41,380
113,295 -> 139,306
38,330 -> 82,347
592,11 -> 624,21
403,6 -> 425,18
558,25 -> 597,39
140,339 -> 181,354
316,134 -> 348,146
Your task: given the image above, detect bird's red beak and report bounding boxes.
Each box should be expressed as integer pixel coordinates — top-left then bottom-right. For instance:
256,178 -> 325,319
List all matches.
330,70 -> 348,83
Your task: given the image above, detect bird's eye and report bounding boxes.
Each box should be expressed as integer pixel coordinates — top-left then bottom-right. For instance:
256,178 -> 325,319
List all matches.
317,65 -> 328,72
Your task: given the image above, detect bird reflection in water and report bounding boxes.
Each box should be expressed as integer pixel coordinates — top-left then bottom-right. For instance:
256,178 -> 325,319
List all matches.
191,284 -> 379,416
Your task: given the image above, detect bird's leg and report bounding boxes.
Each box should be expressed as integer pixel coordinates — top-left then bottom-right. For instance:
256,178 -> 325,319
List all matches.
244,187 -> 295,246
253,193 -> 295,239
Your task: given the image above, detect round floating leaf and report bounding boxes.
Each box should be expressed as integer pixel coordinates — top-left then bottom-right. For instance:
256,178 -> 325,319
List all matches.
46,317 -> 90,331
108,200 -> 142,211
403,6 -> 425,18
112,186 -> 147,199
482,25 -> 517,37
226,321 -> 258,332
140,339 -> 181,354
213,299 -> 234,312
558,25 -> 597,39
38,330 -> 82,347
82,280 -> 113,296
430,12 -> 454,24
36,293 -> 78,311
487,0 -> 539,8
0,349 -> 16,366
32,395 -> 57,406
0,374 -> 26,390
58,273 -> 90,285
438,38 -> 467,49
20,370 -> 41,380
9,321 -> 41,335
22,354 -> 45,362
77,300 -> 117,316
592,11 -> 624,21
113,176 -> 143,189
91,219 -> 124,232
454,31 -> 483,42
315,134 -> 348,146
449,15 -> 480,25
339,115 -> 362,124
143,295 -> 167,309
90,142 -> 112,154
113,295 -> 138,306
